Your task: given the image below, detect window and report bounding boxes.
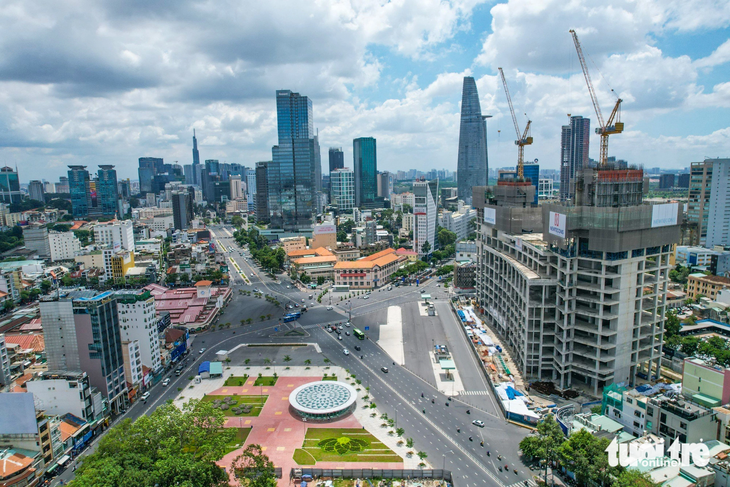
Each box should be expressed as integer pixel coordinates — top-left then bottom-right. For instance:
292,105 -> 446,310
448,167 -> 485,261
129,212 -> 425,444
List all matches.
680,422 -> 687,430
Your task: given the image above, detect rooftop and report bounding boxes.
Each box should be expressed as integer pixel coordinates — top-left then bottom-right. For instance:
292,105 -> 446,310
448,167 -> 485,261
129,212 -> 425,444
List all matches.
0,448 -> 35,478
0,393 -> 38,435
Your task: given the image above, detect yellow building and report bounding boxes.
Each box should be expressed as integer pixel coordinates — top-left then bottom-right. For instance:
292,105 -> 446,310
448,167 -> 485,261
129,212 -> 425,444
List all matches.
107,250 -> 135,282
280,236 -> 306,254
687,273 -> 730,300
333,248 -> 406,289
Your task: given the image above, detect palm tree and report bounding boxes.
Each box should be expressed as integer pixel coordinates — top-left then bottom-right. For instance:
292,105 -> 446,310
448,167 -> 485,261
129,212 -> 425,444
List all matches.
304,359 -> 311,365
260,315 -> 266,322
244,358 -> 251,365
284,355 -> 292,362
246,318 -> 253,325
264,358 -> 271,365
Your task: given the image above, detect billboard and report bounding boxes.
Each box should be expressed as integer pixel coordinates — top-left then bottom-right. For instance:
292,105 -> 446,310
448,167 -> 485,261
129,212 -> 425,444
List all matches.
651,203 -> 679,228
313,224 -> 337,235
514,238 -> 523,251
483,208 -> 496,225
548,212 -> 567,238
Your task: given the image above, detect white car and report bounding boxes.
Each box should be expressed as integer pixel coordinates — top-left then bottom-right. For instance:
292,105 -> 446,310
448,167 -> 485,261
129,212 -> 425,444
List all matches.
326,306 -> 333,311
338,335 -> 343,340
343,349 -> 350,355
162,378 -> 171,387
472,420 -> 485,428
141,392 -> 150,401
286,285 -> 290,288
199,348 -> 206,354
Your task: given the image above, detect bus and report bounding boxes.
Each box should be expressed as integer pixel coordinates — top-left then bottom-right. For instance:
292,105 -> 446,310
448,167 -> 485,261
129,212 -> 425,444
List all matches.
353,328 -> 365,340
283,311 -> 301,323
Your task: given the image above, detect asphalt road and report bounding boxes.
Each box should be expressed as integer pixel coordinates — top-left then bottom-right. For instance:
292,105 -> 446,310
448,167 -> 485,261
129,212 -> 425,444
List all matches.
54,226 -> 533,487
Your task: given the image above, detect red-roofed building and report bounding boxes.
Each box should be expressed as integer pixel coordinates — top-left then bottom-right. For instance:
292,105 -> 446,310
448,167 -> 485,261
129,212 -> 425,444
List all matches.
143,282 -> 231,332
3,334 -> 44,354
333,248 -> 406,289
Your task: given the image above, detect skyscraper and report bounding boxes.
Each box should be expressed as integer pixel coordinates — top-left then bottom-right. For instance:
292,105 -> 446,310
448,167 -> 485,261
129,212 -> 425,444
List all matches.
172,191 -> 193,230
255,161 -> 270,224
183,164 -> 194,185
28,180 -> 45,202
138,157 -> 163,194
353,137 -> 377,208
230,175 -> 243,200
192,130 -> 200,185
699,158 -> 730,247
456,77 -> 488,204
268,90 -> 318,230
68,165 -> 91,218
560,116 -> 590,201
202,159 -> 220,203
329,147 -> 344,173
245,169 -> 256,213
0,166 -> 21,204
522,161 -> 539,206
314,134 -> 322,193
414,179 -> 439,256
330,168 -> 355,210
97,165 -> 119,217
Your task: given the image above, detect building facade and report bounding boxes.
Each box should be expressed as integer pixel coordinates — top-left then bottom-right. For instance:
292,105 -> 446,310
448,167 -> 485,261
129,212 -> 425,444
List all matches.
559,116 -> 590,201
23,225 -> 51,260
255,161 -> 270,223
26,371 -> 101,421
171,191 -> 193,231
353,137 -> 377,208
245,169 -> 256,213
97,165 -> 119,217
329,147 -> 344,173
413,180 -> 438,256
333,248 -> 406,289
29,180 -> 45,202
456,77 -> 488,204
68,165 -> 92,218
706,158 -> 730,248
93,220 -> 134,252
330,168 -> 355,210
116,290 -> 161,373
439,201 -> 476,241
688,160 -> 713,246
48,231 -> 82,262
687,273 -> 730,300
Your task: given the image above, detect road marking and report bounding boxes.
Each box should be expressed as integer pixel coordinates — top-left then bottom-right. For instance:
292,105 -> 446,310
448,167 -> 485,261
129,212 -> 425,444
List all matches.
267,428 -> 275,432
460,390 -> 490,396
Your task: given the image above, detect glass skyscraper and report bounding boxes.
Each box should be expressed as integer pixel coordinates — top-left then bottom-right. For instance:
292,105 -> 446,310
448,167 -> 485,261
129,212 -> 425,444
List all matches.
456,77 -> 488,204
97,165 -> 119,216
560,116 -> 590,201
68,165 -> 91,218
138,157 -> 163,194
268,90 -> 318,230
329,147 -> 344,173
353,137 -> 377,208
0,166 -> 21,204
192,129 -> 200,185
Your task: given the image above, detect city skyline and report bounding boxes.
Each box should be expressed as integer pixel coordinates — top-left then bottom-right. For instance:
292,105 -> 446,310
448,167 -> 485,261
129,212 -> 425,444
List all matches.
1,1 -> 729,183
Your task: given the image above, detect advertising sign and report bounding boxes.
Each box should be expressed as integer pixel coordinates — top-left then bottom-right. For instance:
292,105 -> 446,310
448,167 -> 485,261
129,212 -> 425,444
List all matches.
514,238 -> 523,251
483,207 -> 496,225
651,203 -> 679,228
313,224 -> 337,235
548,212 -> 567,238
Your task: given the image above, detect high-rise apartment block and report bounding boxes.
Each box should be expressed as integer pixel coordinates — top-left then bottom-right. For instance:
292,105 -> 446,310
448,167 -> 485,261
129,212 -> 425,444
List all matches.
688,159 -> 721,246
456,77 -> 488,204
330,168 -> 355,210
472,168 -> 680,395
413,179 -> 439,256
705,158 -> 730,248
268,90 -> 319,230
41,291 -> 128,412
116,289 -> 161,373
329,147 -> 344,173
560,116 -> 590,201
354,137 -> 378,208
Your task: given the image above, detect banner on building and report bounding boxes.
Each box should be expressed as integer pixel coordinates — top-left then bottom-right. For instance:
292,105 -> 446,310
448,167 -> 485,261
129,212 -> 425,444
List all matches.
483,208 -> 496,225
548,212 -> 567,238
651,203 -> 679,228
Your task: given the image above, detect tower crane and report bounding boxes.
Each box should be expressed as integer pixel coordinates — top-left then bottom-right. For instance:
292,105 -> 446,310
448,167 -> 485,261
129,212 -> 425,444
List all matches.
497,67 -> 533,180
569,29 -> 623,167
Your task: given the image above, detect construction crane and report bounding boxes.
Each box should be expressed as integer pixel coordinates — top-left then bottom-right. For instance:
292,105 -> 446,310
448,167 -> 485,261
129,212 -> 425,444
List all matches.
569,29 -> 623,167
497,67 -> 533,180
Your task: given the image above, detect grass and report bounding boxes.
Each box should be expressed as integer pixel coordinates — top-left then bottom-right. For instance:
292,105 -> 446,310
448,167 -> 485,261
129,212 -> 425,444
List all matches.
293,428 -> 402,465
225,427 -> 251,453
253,376 -> 278,386
322,376 -> 338,381
224,375 -> 249,386
200,395 -> 268,417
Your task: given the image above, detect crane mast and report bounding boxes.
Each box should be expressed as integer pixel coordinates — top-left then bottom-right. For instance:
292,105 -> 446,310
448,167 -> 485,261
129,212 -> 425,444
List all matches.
498,67 -> 533,180
569,29 -> 623,167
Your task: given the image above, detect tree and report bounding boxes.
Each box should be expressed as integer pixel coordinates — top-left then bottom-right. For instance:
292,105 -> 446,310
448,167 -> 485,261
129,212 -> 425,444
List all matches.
3,300 -> 14,311
396,427 -> 405,437
304,359 -> 311,365
300,272 -> 311,284
437,228 -> 457,249
557,429 -> 619,487
231,215 -> 245,228
417,451 -> 427,460
664,311 -> 681,340
613,470 -> 659,487
72,400 -> 234,487
520,415 -> 565,483
232,444 -> 277,487
61,274 -> 73,287
406,438 -> 414,448
421,240 -> 431,256
283,355 -> 291,362
317,276 -> 325,286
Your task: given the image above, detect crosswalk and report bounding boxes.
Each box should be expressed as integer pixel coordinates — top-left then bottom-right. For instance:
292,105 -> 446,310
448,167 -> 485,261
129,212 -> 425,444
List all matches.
460,390 -> 490,396
506,480 -> 538,487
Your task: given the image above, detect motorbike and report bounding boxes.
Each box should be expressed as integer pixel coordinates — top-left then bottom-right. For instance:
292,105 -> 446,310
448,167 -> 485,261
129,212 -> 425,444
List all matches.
486,450 -> 490,456
498,467 -> 502,472
469,437 -> 473,441
432,399 -> 435,404
457,428 -> 460,433
466,410 -> 470,414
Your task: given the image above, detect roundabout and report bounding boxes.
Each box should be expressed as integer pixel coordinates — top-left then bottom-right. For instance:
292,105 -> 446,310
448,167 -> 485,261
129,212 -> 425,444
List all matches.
289,380 -> 358,420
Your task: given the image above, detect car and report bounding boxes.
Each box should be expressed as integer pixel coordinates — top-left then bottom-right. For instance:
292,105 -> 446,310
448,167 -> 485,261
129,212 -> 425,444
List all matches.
301,298 -> 305,303
294,303 -> 299,308
326,306 -> 333,311
253,288 -> 259,293
345,331 -> 350,336
162,378 -> 171,387
338,325 -> 343,330
343,349 -> 350,355
363,295 -> 369,299
286,285 -> 290,288
472,420 -> 485,428
287,304 -> 293,309
354,345 -> 361,351
345,322 -> 351,327
338,334 -> 343,340
328,327 -> 333,333
141,392 -> 150,401
381,367 -> 389,373
309,295 -> 313,299
199,348 -> 206,354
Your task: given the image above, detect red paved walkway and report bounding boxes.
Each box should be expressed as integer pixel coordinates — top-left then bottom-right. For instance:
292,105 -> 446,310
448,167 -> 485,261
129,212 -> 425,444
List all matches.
214,376 -> 403,485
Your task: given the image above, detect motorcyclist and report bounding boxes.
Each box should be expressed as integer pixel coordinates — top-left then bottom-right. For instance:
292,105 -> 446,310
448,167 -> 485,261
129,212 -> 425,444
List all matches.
469,436 -> 473,441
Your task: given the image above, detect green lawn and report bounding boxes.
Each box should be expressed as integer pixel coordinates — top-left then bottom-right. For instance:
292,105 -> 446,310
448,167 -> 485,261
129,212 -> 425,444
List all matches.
322,376 -> 338,381
293,428 -> 401,465
200,395 -> 268,417
253,376 -> 278,386
224,375 -> 249,386
225,428 -> 251,453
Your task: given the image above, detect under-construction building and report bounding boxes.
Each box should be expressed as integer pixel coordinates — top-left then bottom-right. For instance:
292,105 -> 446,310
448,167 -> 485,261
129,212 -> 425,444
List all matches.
473,168 -> 680,395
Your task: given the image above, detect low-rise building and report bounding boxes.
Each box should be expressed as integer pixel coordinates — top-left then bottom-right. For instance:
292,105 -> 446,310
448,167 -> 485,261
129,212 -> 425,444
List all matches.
646,394 -> 719,446
332,246 -> 360,262
333,248 -> 406,289
454,261 -> 476,291
48,231 -> 81,262
395,248 -> 418,262
310,224 -> 337,250
25,371 -> 103,422
122,340 -> 143,387
144,281 -> 232,332
0,392 -> 54,467
683,357 -> 730,407
439,201 -> 476,241
280,236 -> 306,254
676,246 -> 720,267
688,273 -> 730,300
455,240 -> 477,261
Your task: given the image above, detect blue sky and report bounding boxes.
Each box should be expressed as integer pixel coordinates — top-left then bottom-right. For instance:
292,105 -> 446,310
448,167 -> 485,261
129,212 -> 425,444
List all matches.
0,0 -> 728,182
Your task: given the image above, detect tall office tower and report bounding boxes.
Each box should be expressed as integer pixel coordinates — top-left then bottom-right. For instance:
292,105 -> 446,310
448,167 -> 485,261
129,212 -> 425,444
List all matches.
183,164 -> 194,185
172,191 -> 193,230
192,130 -> 200,185
314,134 -> 322,192
523,161 -> 539,206
202,159 -> 220,202
472,167 -> 679,395
57,176 -> 69,193
413,179 -> 439,256
68,165 -> 92,218
705,158 -> 730,247
688,160 -> 713,246
456,77 -> 488,205
255,161 -> 270,223
138,157 -> 163,194
559,116 -> 590,201
118,179 -> 131,199
97,165 -> 119,216
245,169 -> 256,212
41,292 -> 128,413
377,171 -> 394,200
0,166 -> 21,204
230,175 -> 243,200
353,137 -> 377,207
28,180 -> 45,202
268,90 -> 317,230
330,168 -> 355,210
329,147 -> 344,173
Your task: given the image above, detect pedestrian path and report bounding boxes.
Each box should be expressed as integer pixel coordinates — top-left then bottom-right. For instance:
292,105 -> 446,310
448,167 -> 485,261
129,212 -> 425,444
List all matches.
460,390 -> 490,396
507,479 -> 538,487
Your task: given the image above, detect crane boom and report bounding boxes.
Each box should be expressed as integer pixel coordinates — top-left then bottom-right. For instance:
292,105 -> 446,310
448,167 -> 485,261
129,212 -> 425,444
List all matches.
498,67 -> 533,180
569,29 -> 623,167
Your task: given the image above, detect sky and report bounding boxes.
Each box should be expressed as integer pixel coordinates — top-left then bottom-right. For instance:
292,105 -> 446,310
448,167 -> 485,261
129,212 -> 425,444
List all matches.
2,0 -> 729,183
